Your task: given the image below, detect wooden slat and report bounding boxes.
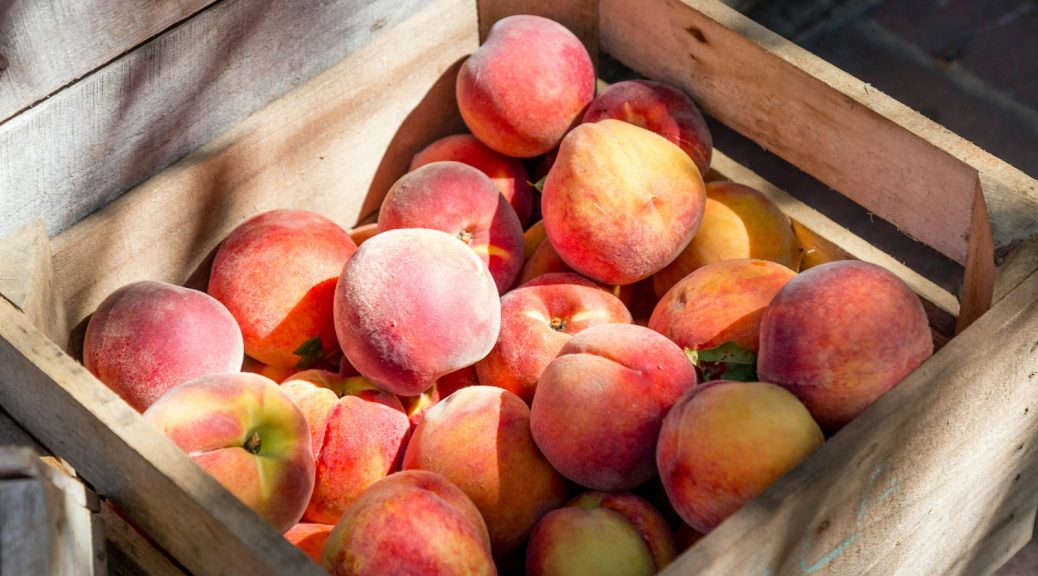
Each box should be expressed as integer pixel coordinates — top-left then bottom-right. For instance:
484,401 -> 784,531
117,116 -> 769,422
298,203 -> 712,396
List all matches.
47,0 -> 476,334
0,479 -> 53,575
0,0 -> 434,242
0,0 -> 215,121
662,269 -> 1038,575
103,506 -> 187,576
476,0 -> 599,67
0,219 -> 68,346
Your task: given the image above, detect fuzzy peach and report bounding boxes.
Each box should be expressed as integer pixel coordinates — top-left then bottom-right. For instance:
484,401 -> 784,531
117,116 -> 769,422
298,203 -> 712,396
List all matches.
649,259 -> 796,354
334,228 -> 501,396
530,324 -> 697,491
653,181 -> 801,297
583,79 -> 713,176
411,133 -> 534,225
657,380 -> 824,532
83,281 -> 244,412
321,470 -> 495,575
285,523 -> 334,565
541,119 -> 706,285
208,209 -> 357,368
475,281 -> 632,403
143,372 -> 315,533
378,161 -> 525,293
280,370 -> 411,525
758,260 -> 933,432
457,15 -> 595,158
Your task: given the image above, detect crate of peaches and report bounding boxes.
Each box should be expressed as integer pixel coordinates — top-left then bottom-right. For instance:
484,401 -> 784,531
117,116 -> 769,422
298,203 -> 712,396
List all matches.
3,1 -> 1037,575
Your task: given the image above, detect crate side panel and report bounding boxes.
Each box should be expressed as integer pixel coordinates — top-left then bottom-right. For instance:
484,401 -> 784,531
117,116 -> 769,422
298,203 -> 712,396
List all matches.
0,0 -> 215,121
0,0 -> 435,241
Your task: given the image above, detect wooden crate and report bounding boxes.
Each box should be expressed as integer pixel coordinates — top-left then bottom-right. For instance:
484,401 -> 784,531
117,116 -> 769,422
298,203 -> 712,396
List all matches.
1,0 -> 1038,574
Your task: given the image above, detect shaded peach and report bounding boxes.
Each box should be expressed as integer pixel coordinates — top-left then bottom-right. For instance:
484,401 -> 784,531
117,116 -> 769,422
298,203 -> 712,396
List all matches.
657,380 -> 824,532
523,220 -> 547,262
84,281 -> 244,412
208,209 -> 357,368
347,222 -> 379,246
411,133 -> 534,225
241,355 -> 299,384
398,365 -> 480,430
334,228 -> 501,396
457,15 -> 595,157
653,181 -> 802,297
758,260 -> 933,432
530,324 -> 697,491
519,241 -> 634,306
285,522 -> 333,564
378,162 -> 525,293
542,119 -> 706,285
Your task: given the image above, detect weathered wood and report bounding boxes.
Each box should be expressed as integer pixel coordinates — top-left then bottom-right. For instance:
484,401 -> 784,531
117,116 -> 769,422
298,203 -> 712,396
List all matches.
0,479 -> 52,575
0,0 -> 435,241
957,181 -> 996,333
0,0 -> 215,121
476,0 -> 599,66
0,219 -> 68,347
48,0 -> 476,334
103,506 -> 187,576
661,270 -> 1038,575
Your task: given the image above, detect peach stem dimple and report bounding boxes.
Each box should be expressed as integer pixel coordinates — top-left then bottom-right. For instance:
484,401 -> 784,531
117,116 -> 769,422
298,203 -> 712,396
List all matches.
243,430 -> 262,454
550,317 -> 567,332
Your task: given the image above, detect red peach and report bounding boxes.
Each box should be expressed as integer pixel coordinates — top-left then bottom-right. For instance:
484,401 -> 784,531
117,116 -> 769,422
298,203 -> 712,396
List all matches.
334,228 -> 501,396
583,79 -> 713,176
411,134 -> 534,225
378,162 -> 525,293
84,281 -> 244,412
758,260 -> 933,432
241,356 -> 299,384
208,209 -> 357,368
530,324 -> 697,491
398,365 -> 481,430
457,15 -> 595,157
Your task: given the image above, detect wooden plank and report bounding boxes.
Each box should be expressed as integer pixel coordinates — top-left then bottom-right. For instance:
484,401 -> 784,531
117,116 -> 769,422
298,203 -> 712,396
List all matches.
0,480 -> 53,575
46,0 -> 476,334
598,0 -> 1038,255
0,219 -> 68,346
957,182 -> 996,333
0,0 -> 435,241
662,269 -> 1038,575
103,506 -> 187,576
0,0 -> 215,121
476,0 -> 599,67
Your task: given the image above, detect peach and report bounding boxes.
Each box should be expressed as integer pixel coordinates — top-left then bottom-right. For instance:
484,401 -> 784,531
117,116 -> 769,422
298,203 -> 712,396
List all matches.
653,181 -> 802,297
285,523 -> 333,565
457,15 -> 594,158
657,380 -> 824,533
542,119 -> 706,285
403,386 -> 569,557
583,79 -> 713,176
398,365 -> 481,429
241,356 -> 299,384
208,209 -> 357,368
649,259 -> 797,355
530,324 -> 697,491
758,260 -> 933,432
378,162 -> 525,293
347,222 -> 379,246
411,133 -> 534,225
83,281 -> 244,412
334,228 -> 501,396
321,470 -> 495,575
525,491 -> 675,576
523,220 -> 547,262
143,372 -> 315,533
280,370 -> 411,525
475,280 -> 632,403
519,241 -> 634,306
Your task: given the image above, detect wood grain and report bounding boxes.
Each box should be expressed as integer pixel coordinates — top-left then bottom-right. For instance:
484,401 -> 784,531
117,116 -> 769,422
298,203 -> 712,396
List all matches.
661,269 -> 1038,575
0,0 -> 434,241
476,0 -> 599,67
0,219 -> 68,345
0,0 -> 215,121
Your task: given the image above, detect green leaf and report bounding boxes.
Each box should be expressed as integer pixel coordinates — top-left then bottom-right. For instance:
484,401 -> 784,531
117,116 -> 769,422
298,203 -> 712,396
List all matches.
528,175 -> 547,193
293,336 -> 324,370
684,341 -> 758,382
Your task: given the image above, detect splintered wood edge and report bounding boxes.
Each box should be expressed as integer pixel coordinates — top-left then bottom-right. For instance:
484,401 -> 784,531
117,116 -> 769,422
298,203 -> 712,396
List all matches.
662,269 -> 1038,575
710,150 -> 961,318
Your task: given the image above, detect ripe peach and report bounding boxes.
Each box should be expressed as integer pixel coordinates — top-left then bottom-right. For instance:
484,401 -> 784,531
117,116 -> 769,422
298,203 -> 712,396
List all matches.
334,228 -> 501,396
583,79 -> 713,176
403,386 -> 569,556
542,119 -> 706,285
649,259 -> 796,354
525,491 -> 675,576
398,365 -> 480,430
530,324 -> 697,491
285,523 -> 333,565
143,372 -> 315,533
83,281 -> 244,412
519,241 -> 634,306
347,222 -> 378,247
523,220 -> 547,262
321,470 -> 495,575
411,134 -> 534,225
653,181 -> 802,297
758,260 -> 933,432
475,281 -> 632,403
457,15 -> 595,158
208,209 -> 357,368
280,370 -> 411,525
657,380 -> 824,533
241,356 -> 299,384
378,162 -> 525,293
